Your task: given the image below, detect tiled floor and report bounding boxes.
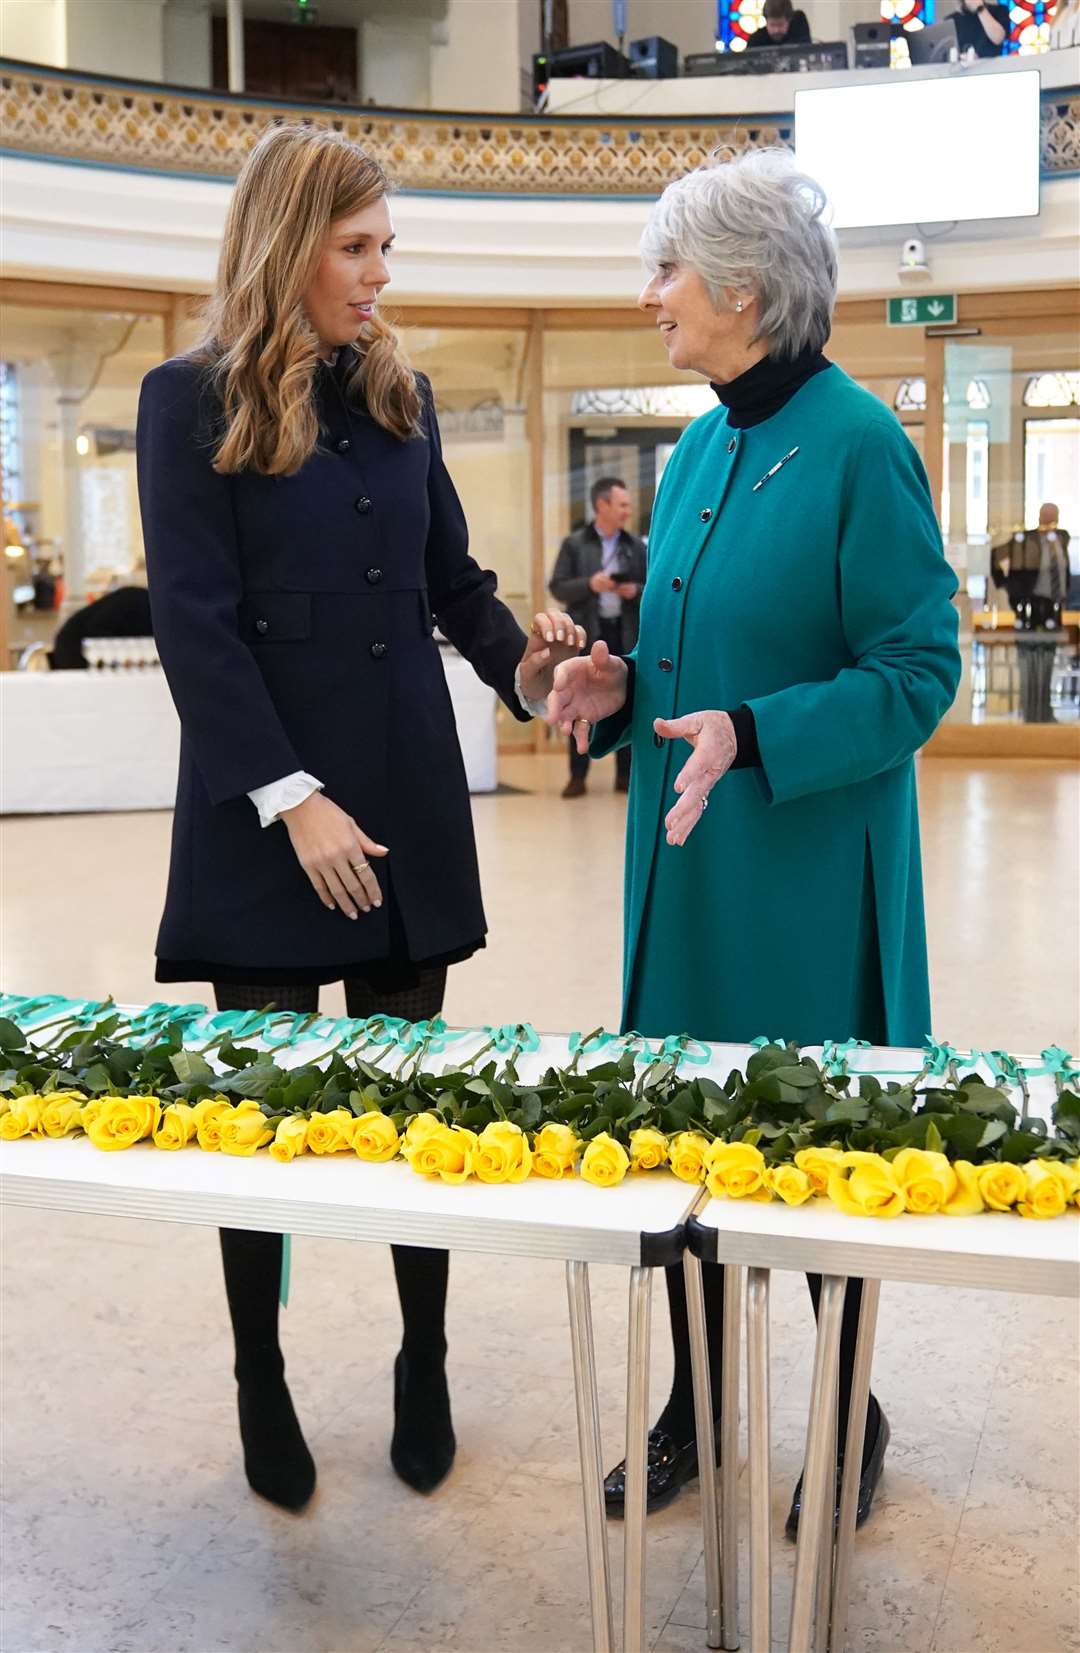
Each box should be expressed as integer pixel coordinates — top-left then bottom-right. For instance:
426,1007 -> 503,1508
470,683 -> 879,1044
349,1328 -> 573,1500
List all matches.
1,753 -> 1078,1653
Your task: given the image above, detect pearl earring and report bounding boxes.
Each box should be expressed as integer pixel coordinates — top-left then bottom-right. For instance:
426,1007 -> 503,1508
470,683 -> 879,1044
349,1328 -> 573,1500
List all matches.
735,299 -> 744,312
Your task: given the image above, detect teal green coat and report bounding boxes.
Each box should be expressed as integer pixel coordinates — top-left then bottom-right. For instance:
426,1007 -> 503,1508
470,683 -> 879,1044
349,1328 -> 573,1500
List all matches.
592,366 -> 960,1049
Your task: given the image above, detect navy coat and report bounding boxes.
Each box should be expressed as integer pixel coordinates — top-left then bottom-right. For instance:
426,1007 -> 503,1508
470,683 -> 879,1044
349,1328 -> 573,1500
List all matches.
136,354 -> 529,979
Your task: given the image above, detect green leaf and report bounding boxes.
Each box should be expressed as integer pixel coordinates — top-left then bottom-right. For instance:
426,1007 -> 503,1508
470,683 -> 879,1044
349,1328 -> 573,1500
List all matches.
170,1050 -> 216,1085
824,1098 -> 870,1125
924,1119 -> 944,1154
976,1118 -> 1008,1151
0,1018 -> 28,1052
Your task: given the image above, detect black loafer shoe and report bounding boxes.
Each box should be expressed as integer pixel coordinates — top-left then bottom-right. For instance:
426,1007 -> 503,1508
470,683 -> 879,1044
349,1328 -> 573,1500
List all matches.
605,1427 -> 716,1516
785,1409 -> 890,1541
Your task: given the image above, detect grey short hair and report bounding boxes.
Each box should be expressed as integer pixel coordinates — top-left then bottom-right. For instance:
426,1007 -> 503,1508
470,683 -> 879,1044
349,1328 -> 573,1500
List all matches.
640,148 -> 838,360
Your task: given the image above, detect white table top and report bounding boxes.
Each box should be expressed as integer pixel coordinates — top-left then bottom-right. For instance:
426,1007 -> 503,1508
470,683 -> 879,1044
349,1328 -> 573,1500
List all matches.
690,1192 -> 1079,1298
0,1136 -> 701,1265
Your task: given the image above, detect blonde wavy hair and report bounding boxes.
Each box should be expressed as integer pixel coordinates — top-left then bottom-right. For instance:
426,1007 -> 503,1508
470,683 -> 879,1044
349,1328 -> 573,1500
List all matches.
196,123 -> 421,476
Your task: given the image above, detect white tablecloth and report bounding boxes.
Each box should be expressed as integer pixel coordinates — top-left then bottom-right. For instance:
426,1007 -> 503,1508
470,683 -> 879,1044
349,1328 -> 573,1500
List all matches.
0,650 -> 497,814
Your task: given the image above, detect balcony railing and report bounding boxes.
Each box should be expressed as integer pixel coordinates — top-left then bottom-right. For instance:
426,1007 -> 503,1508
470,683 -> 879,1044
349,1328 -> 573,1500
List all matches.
1,60 -> 1077,195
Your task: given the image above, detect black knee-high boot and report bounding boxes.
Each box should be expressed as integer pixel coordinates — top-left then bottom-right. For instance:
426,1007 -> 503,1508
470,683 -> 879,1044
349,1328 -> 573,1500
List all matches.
346,964 -> 456,1493
214,982 -> 317,1512
219,1227 -> 316,1511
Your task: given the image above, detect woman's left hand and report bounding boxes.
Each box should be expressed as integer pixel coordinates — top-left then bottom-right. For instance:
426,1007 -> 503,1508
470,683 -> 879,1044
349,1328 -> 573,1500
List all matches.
654,710 -> 738,847
519,610 -> 587,701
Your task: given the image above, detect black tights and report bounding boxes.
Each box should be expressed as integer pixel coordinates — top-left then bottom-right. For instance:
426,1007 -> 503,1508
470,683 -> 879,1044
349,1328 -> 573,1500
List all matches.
658,1263 -> 881,1471
216,972 -> 450,1380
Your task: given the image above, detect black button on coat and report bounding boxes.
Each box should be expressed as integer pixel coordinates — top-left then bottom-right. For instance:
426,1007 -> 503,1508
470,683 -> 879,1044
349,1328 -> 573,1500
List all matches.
136,356 -> 529,976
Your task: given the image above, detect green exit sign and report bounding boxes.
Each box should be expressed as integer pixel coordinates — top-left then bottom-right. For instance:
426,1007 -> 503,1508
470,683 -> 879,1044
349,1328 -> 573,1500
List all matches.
887,295 -> 957,327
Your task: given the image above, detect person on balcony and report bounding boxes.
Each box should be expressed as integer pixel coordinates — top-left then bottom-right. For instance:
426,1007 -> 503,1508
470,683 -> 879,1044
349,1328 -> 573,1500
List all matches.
137,122 -> 581,1515
747,0 -> 812,48
547,148 -> 960,1532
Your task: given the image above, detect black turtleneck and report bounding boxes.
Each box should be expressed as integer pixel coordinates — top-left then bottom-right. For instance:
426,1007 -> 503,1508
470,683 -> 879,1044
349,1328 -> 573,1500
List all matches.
712,345 -> 831,430
714,348 -> 831,768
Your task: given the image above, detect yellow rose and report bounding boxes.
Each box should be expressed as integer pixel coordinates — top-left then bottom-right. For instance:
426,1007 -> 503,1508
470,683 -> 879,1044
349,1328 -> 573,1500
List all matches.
705,1140 -> 768,1201
85,1094 -> 161,1152
940,1160 -> 984,1216
629,1128 -> 669,1172
1018,1160 -> 1068,1219
219,1101 -> 274,1157
1042,1160 -> 1080,1201
827,1152 -> 905,1219
766,1163 -> 813,1207
39,1092 -> 87,1139
474,1120 -> 532,1184
402,1112 -> 442,1154
0,1096 -> 11,1118
269,1114 -> 309,1163
404,1121 -> 477,1185
153,1102 -> 197,1151
580,1131 -> 630,1188
794,1145 -> 846,1195
0,1095 -> 45,1140
81,1096 -> 107,1130
976,1161 -> 1027,1212
531,1122 -> 580,1179
306,1107 -> 355,1156
668,1131 -> 710,1184
892,1148 -> 956,1215
193,1096 -> 231,1151
352,1110 -> 400,1163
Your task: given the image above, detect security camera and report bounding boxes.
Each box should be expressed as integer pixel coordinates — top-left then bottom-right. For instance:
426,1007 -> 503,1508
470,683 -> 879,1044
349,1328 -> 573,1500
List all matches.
898,236 -> 930,281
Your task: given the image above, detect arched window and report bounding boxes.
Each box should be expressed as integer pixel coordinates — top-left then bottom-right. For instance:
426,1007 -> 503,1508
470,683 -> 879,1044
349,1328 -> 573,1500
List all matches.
895,377 -> 927,412
1023,372 -> 1080,408
1006,0 -> 1060,55
893,377 -> 991,414
716,0 -> 766,51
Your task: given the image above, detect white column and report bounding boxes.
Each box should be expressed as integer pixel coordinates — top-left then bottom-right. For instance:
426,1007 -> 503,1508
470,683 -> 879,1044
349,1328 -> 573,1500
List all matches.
46,340 -> 103,608
226,0 -> 244,92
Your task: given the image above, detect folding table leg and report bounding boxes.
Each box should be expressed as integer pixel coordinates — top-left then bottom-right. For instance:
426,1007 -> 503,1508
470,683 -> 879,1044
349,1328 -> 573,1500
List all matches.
623,1265 -> 654,1653
684,1251 -> 723,1650
788,1275 -> 847,1652
813,1372 -> 837,1653
721,1266 -> 743,1652
746,1267 -> 772,1653
829,1279 -> 881,1653
566,1260 -> 614,1653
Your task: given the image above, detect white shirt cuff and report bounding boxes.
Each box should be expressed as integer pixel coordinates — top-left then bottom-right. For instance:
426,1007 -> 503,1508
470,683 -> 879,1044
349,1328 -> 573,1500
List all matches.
514,663 -> 550,720
248,771 -> 324,828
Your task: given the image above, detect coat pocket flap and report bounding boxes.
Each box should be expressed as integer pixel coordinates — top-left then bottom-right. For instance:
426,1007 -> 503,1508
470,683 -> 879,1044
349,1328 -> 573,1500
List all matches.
238,592 -> 312,642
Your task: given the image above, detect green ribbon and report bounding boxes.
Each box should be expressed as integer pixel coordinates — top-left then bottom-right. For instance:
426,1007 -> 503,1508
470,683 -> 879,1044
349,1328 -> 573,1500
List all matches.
820,1038 -> 870,1077
279,1233 -> 291,1308
656,1033 -> 711,1066
484,1022 -> 542,1056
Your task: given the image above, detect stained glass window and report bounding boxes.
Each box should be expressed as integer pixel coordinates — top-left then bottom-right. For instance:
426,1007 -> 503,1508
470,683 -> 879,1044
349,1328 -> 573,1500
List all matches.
716,0 -> 765,51
1006,1 -> 1059,54
893,377 -> 992,412
881,1 -> 935,67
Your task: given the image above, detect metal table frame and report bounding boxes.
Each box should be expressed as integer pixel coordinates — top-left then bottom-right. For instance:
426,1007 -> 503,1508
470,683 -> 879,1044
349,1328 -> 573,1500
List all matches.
687,1198 -> 1079,1653
1,1136 -> 704,1653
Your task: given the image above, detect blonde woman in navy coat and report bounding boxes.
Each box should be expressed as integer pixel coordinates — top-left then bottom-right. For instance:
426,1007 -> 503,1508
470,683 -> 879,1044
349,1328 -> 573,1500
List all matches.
137,124 -> 582,1512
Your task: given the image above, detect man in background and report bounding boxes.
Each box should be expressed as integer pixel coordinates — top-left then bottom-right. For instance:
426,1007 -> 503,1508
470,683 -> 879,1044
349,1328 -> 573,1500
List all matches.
991,502 -> 1071,620
946,0 -> 1009,57
747,0 -> 812,48
549,476 -> 646,798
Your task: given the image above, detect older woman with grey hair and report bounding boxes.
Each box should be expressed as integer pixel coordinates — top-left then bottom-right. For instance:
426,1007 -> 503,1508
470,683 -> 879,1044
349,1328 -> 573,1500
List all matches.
549,149 -> 960,1527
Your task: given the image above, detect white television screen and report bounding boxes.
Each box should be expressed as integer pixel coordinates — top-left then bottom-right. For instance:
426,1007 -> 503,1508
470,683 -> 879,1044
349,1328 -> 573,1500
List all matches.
794,70 -> 1041,230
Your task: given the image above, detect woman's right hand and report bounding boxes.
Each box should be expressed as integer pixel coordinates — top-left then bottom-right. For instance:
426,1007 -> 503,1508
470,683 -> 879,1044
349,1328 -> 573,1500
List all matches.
281,792 -> 388,919
546,640 -> 629,755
